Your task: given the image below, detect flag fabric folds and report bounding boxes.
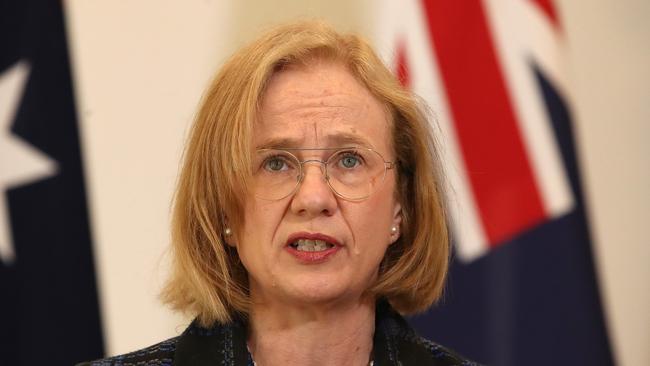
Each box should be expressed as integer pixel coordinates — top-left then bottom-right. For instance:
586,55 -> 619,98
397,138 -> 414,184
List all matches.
0,0 -> 104,364
0,1 -> 617,364
374,0 -> 614,364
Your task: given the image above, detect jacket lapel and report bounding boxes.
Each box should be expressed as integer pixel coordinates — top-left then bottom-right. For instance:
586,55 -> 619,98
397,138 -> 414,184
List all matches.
172,301 -> 434,366
174,319 -> 250,366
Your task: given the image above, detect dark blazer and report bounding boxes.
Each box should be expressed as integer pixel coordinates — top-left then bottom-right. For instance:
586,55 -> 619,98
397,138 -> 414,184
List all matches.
77,301 -> 479,366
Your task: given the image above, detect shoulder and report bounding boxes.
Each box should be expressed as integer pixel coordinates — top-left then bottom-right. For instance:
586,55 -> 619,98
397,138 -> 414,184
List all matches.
75,336 -> 179,366
376,301 -> 482,366
394,331 -> 482,366
76,317 -> 250,366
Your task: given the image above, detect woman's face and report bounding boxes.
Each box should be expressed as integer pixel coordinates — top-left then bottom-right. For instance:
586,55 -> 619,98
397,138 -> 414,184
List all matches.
235,60 -> 402,308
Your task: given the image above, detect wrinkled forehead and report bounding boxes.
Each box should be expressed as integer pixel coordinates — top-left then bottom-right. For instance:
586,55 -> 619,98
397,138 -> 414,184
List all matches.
253,60 -> 393,154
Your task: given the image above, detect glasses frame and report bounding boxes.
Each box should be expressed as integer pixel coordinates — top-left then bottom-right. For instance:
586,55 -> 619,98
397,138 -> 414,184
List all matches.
253,147 -> 397,202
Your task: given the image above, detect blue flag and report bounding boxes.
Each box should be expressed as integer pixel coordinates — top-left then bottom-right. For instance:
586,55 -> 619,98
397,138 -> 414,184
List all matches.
374,0 -> 614,364
0,0 -> 104,363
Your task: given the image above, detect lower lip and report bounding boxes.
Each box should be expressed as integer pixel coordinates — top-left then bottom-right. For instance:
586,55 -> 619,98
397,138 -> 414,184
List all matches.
285,245 -> 341,263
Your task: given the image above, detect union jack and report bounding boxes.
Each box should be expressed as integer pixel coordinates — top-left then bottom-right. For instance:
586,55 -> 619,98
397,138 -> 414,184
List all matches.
372,1 -> 614,364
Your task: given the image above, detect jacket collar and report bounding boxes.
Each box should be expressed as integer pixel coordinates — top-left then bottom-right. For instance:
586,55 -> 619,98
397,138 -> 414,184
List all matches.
173,300 -> 434,366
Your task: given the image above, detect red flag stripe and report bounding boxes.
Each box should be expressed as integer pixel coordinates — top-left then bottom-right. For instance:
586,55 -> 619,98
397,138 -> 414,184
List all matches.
395,39 -> 411,87
420,0 -> 546,245
530,0 -> 560,28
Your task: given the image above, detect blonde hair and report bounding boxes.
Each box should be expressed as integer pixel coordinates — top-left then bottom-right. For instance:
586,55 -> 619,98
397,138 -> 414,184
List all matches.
162,20 -> 449,326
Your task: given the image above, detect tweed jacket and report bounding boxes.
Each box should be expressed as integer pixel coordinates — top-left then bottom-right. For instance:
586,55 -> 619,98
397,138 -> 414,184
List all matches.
78,301 -> 479,366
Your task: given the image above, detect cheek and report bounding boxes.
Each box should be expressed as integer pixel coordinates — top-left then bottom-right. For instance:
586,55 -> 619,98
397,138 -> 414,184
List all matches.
244,202 -> 274,232
239,200 -> 285,257
345,197 -> 395,250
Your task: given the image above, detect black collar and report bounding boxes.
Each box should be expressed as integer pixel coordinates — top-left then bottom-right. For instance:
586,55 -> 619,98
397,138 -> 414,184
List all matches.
173,301 -> 472,366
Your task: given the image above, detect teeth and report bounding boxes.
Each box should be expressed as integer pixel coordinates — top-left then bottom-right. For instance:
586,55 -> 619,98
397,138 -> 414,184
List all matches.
292,239 -> 334,252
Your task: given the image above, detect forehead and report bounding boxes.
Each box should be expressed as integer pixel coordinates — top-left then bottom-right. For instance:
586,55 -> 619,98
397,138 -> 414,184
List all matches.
254,60 -> 392,153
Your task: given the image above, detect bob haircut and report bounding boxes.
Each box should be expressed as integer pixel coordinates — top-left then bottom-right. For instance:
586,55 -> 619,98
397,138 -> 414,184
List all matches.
162,20 -> 449,327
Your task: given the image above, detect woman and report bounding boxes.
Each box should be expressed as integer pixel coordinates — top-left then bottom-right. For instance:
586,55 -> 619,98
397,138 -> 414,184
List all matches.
80,21 -> 477,366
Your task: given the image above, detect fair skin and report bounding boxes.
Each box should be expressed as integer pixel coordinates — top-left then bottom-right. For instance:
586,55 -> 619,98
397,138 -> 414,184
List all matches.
233,59 -> 401,366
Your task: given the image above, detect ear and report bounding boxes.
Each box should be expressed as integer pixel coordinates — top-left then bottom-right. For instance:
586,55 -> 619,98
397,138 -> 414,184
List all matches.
389,201 -> 402,245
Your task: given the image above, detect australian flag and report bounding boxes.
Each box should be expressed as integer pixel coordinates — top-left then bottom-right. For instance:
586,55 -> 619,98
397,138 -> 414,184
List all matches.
374,0 -> 614,364
0,0 -> 104,364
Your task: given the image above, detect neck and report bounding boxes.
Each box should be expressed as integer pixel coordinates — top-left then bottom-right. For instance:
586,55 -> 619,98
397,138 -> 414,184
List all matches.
247,297 -> 376,366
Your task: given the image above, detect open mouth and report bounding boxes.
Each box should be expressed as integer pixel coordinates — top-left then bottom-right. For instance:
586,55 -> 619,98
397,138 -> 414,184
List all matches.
289,239 -> 335,252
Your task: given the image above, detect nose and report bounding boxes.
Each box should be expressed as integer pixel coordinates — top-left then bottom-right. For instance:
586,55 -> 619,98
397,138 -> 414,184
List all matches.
290,162 -> 338,217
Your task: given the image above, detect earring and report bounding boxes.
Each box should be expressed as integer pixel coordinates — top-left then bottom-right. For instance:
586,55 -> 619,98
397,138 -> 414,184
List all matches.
390,226 -> 398,234
224,227 -> 232,236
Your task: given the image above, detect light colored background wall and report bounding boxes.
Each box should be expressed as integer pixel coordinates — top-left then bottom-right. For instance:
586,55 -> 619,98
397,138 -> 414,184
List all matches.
65,1 -> 648,365
66,0 -> 234,353
560,1 -> 650,365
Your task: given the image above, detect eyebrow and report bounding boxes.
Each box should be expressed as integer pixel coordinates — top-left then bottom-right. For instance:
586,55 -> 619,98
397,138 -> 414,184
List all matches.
256,132 -> 374,150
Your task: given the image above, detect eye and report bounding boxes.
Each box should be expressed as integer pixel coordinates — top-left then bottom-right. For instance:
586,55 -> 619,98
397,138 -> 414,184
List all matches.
337,151 -> 363,169
263,156 -> 290,172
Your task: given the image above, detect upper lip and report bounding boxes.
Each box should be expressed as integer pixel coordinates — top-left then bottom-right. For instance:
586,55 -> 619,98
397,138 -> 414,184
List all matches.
286,232 -> 343,247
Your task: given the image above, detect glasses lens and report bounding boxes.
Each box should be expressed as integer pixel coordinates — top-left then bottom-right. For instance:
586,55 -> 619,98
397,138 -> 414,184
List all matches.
253,149 -> 301,200
327,148 -> 386,200
252,148 -> 389,201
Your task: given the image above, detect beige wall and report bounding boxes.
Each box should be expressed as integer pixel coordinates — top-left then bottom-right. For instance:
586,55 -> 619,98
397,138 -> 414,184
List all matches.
66,1 -> 649,364
559,1 -> 650,365
66,0 -> 234,354
229,0 -> 371,46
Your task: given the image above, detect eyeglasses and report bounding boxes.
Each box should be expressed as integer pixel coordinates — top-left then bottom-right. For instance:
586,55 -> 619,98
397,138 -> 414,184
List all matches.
252,147 -> 396,201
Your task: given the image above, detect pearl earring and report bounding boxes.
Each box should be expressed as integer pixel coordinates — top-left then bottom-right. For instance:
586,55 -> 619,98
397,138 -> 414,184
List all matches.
390,226 -> 398,234
224,228 -> 232,236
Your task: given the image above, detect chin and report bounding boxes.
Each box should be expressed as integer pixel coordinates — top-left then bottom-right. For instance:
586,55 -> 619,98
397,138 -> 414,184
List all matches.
281,276 -> 364,306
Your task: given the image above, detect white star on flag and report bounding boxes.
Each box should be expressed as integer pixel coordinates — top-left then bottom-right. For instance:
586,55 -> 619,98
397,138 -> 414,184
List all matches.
0,61 -> 59,264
